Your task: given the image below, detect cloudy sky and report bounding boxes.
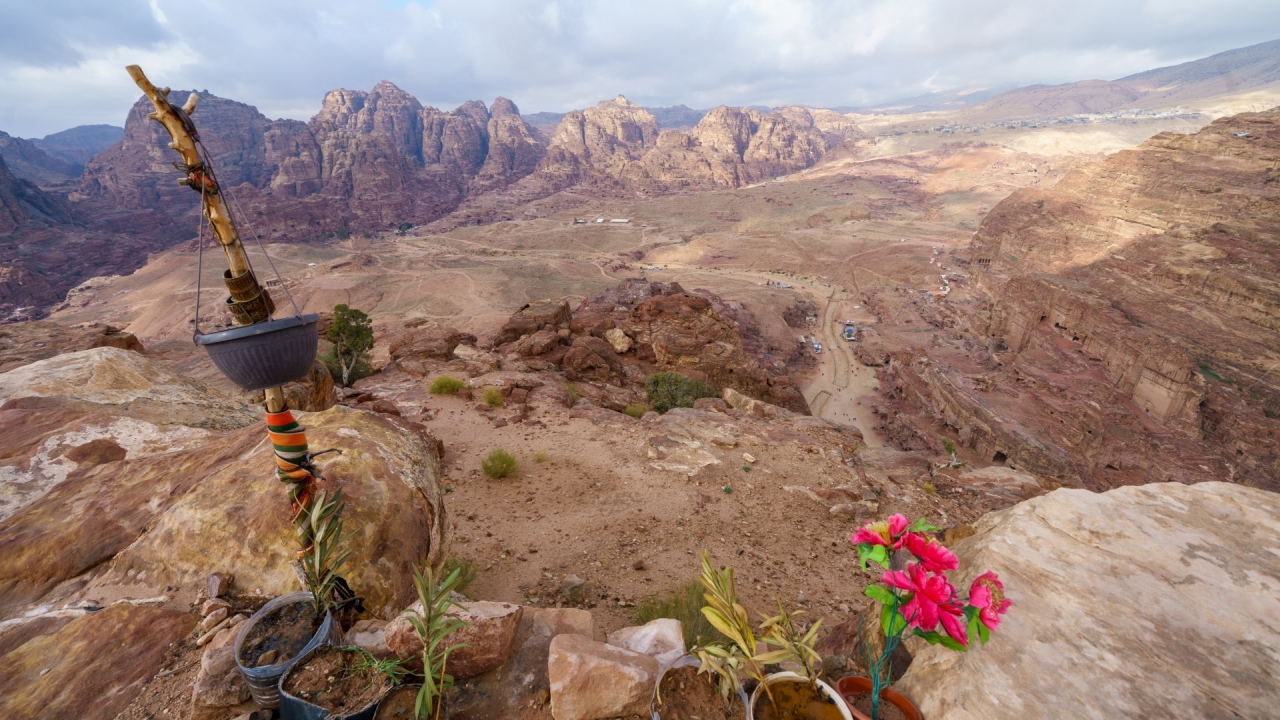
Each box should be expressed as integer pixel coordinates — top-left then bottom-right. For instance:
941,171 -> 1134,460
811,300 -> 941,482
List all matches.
2,0 -> 1278,137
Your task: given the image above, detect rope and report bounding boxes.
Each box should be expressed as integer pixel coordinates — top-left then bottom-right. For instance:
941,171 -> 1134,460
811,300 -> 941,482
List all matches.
192,181 -> 208,340
194,137 -> 303,319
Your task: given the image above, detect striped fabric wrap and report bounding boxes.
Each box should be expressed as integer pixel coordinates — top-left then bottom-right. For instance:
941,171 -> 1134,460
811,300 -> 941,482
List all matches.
266,409 -> 318,553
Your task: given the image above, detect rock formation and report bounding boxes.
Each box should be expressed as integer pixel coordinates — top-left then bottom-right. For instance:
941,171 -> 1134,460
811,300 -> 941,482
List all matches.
895,481 -> 1280,719
880,108 -> 1280,492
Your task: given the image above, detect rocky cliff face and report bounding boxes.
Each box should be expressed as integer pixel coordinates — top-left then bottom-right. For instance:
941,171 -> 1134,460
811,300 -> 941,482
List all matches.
882,108 -> 1280,492
0,132 -> 81,186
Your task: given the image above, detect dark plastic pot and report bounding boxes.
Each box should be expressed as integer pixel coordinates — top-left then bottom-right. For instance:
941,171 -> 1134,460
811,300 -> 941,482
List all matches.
278,645 -> 390,720
833,676 -> 923,720
195,313 -> 319,391
373,684 -> 421,720
235,592 -> 340,709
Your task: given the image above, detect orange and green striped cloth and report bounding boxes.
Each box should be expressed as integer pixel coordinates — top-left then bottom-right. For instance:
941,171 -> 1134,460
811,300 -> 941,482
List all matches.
266,409 -> 313,484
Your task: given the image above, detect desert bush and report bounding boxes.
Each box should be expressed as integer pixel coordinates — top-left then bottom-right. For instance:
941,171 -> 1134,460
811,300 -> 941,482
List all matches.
635,579 -> 718,648
565,382 -> 579,404
482,449 -> 518,478
441,556 -> 478,594
430,375 -> 465,395
623,403 -> 649,419
483,387 -> 504,407
645,372 -> 717,413
534,450 -> 549,463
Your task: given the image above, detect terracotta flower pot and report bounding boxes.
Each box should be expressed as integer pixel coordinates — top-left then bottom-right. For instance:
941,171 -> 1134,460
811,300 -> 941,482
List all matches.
833,676 -> 922,720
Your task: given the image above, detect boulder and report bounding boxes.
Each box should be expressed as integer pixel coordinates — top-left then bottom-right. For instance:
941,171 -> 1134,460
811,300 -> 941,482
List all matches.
496,300 -> 572,345
386,601 -> 524,679
516,328 -> 562,357
526,607 -> 595,639
722,387 -> 790,419
344,619 -> 392,659
390,326 -> 477,375
0,347 -> 257,431
0,604 -> 195,720
10,405 -> 450,618
562,336 -> 620,383
606,618 -> 685,666
548,633 -> 659,720
603,328 -> 632,354
281,359 -> 336,412
894,482 -> 1280,719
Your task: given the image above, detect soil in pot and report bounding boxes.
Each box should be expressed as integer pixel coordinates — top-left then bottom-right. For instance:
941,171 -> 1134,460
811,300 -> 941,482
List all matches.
847,693 -> 908,720
655,665 -> 746,720
281,646 -> 395,716
753,681 -> 847,720
239,599 -> 322,668
373,684 -> 419,720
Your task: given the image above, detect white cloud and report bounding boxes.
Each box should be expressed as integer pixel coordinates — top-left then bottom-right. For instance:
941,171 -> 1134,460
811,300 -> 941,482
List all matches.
0,0 -> 1277,137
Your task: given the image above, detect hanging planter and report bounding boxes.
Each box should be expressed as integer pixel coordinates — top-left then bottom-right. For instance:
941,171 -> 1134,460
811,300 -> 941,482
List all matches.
235,592 -> 341,709
196,313 -> 320,391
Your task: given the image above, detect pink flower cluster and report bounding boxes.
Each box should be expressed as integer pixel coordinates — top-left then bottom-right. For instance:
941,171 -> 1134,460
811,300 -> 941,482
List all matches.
851,514 -> 1010,648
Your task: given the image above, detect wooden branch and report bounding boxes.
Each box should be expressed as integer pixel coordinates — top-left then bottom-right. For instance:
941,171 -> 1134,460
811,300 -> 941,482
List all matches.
126,65 -> 252,278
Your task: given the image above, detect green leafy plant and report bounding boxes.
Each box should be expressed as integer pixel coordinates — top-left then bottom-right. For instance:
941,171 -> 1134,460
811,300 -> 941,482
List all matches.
623,402 -> 649,419
755,600 -> 823,689
349,647 -> 410,688
482,388 -> 503,407
405,565 -> 469,720
441,556 -> 478,595
693,551 -> 772,705
645,372 -> 717,413
324,304 -> 374,387
481,449 -> 518,478
299,489 -> 355,616
635,579 -> 717,648
429,375 -> 465,395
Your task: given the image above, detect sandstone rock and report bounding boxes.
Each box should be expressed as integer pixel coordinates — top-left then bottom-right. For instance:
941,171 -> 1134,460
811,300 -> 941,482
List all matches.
548,633 -> 659,720
526,608 -> 594,639
0,407 -> 217,522
0,604 -> 195,720
723,387 -> 790,419
344,619 -> 392,659
606,618 -> 685,666
447,634 -> 553,719
894,482 -> 1280,719
207,572 -> 232,599
693,397 -> 729,413
0,320 -> 143,374
202,598 -> 232,616
516,328 -> 561,356
603,328 -> 632,354
11,405 -> 450,618
198,606 -> 229,632
281,359 -> 336,412
560,575 -> 586,604
390,326 -> 476,374
0,347 -> 257,431
193,645 -> 251,709
386,600 -> 524,679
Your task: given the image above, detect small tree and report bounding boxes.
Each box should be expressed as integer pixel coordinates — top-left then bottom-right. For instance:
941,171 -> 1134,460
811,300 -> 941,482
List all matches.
324,304 -> 374,387
645,372 -> 717,413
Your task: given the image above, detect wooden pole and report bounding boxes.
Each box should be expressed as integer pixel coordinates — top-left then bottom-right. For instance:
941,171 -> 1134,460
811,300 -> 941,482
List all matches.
127,65 -> 287,413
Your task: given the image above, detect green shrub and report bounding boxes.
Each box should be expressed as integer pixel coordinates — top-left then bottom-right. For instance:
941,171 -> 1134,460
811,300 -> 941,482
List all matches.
482,449 -> 518,478
635,580 -> 720,648
483,387 -> 504,407
441,556 -> 478,594
644,372 -> 717,413
565,383 -> 579,404
430,375 -> 465,395
534,450 -> 549,463
623,403 -> 649,419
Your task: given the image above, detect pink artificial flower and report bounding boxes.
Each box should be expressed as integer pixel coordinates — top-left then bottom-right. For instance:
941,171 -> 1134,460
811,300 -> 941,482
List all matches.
937,601 -> 969,647
969,571 -> 1012,630
882,564 -> 960,635
905,533 -> 960,573
851,514 -> 911,549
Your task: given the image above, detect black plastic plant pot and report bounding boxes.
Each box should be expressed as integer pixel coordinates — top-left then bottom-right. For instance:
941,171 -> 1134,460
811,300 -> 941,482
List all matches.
235,591 -> 340,709
373,684 -> 422,720
195,314 -> 320,391
278,646 -> 389,720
